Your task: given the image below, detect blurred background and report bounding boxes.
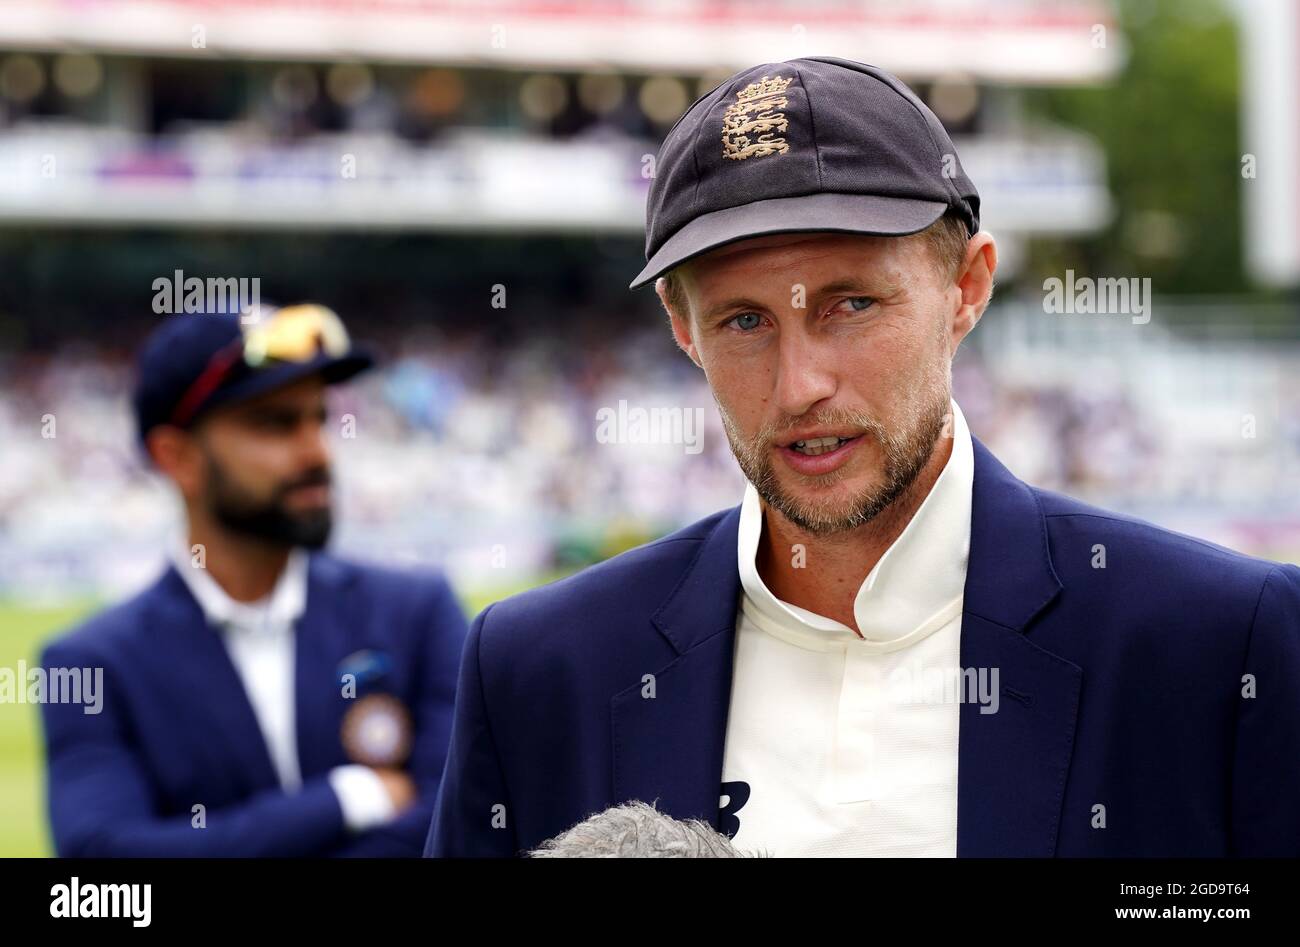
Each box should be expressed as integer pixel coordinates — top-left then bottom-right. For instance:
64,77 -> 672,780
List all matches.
1,0 -> 1297,855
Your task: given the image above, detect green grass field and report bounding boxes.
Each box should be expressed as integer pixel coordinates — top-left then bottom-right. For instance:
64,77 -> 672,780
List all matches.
0,601 -> 97,857
0,578 -> 561,857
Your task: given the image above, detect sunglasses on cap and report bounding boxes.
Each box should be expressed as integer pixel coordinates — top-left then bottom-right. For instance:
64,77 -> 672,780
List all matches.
169,304 -> 352,427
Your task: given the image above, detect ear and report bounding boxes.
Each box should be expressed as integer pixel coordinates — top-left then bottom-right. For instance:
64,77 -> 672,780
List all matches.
146,425 -> 205,499
951,232 -> 997,350
655,276 -> 702,369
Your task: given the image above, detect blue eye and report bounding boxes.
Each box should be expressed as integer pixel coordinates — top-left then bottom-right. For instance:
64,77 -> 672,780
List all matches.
732,312 -> 762,331
846,296 -> 875,311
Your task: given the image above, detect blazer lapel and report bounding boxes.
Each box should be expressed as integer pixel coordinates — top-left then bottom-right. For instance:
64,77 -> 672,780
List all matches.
957,436 -> 1082,856
609,436 -> 1083,854
293,554 -> 359,779
149,567 -> 281,793
611,508 -> 742,828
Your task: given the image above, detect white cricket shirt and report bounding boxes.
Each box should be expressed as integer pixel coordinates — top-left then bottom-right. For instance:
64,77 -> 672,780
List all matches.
172,545 -> 394,831
720,399 -> 974,856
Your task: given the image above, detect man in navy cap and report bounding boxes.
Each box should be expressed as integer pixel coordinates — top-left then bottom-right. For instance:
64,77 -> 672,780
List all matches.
41,304 -> 468,856
429,58 -> 1300,857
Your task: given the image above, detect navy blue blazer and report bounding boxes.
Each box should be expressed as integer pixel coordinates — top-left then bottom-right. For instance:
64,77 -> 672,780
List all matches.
41,553 -> 468,857
428,437 -> 1300,857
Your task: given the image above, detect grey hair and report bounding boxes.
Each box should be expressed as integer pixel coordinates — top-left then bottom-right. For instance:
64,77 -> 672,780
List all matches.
527,801 -> 757,858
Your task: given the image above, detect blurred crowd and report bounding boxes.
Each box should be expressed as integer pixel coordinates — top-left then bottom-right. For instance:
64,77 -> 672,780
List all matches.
0,322 -> 735,599
3,308 -> 1299,602
0,56 -> 705,216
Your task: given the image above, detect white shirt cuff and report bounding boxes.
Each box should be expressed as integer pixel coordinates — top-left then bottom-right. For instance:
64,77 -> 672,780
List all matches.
328,765 -> 397,832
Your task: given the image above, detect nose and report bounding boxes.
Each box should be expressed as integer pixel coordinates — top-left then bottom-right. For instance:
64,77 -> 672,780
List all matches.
299,414 -> 332,472
771,326 -> 838,419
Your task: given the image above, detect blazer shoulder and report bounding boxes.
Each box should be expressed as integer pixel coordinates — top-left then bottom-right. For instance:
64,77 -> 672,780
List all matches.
475,508 -> 732,650
39,570 -> 173,666
1032,485 -> 1282,595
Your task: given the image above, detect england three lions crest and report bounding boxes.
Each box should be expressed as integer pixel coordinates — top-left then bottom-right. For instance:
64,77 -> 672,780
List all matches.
722,75 -> 793,161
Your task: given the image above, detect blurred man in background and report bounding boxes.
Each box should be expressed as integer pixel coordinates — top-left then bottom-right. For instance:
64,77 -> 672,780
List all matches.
40,304 -> 468,856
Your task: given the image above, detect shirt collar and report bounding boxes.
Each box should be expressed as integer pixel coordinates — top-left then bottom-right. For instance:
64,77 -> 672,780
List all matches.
736,398 -> 974,654
172,543 -> 310,635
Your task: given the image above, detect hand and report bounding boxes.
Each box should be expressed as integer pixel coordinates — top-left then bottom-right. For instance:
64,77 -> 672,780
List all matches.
372,768 -> 417,813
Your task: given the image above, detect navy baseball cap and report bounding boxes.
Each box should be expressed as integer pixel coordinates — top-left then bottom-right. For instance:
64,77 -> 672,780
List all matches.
630,57 -> 980,289
132,305 -> 374,444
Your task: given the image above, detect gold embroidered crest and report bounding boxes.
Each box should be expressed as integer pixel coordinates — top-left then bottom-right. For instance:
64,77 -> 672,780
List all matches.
721,75 -> 793,161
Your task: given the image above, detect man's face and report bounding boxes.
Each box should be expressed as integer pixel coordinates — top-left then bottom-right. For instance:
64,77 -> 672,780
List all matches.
665,231 -> 973,535
190,376 -> 335,548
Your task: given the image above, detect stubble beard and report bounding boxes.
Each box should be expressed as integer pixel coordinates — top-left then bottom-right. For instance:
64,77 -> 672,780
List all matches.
717,383 -> 951,536
204,451 -> 334,550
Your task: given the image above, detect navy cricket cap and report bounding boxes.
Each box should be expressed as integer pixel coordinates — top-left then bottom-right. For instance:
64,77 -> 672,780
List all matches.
630,57 -> 980,289
132,305 -> 374,445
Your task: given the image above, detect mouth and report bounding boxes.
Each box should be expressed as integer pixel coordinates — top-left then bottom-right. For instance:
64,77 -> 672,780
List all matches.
776,433 -> 864,475
787,435 -> 857,456
284,483 -> 331,506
